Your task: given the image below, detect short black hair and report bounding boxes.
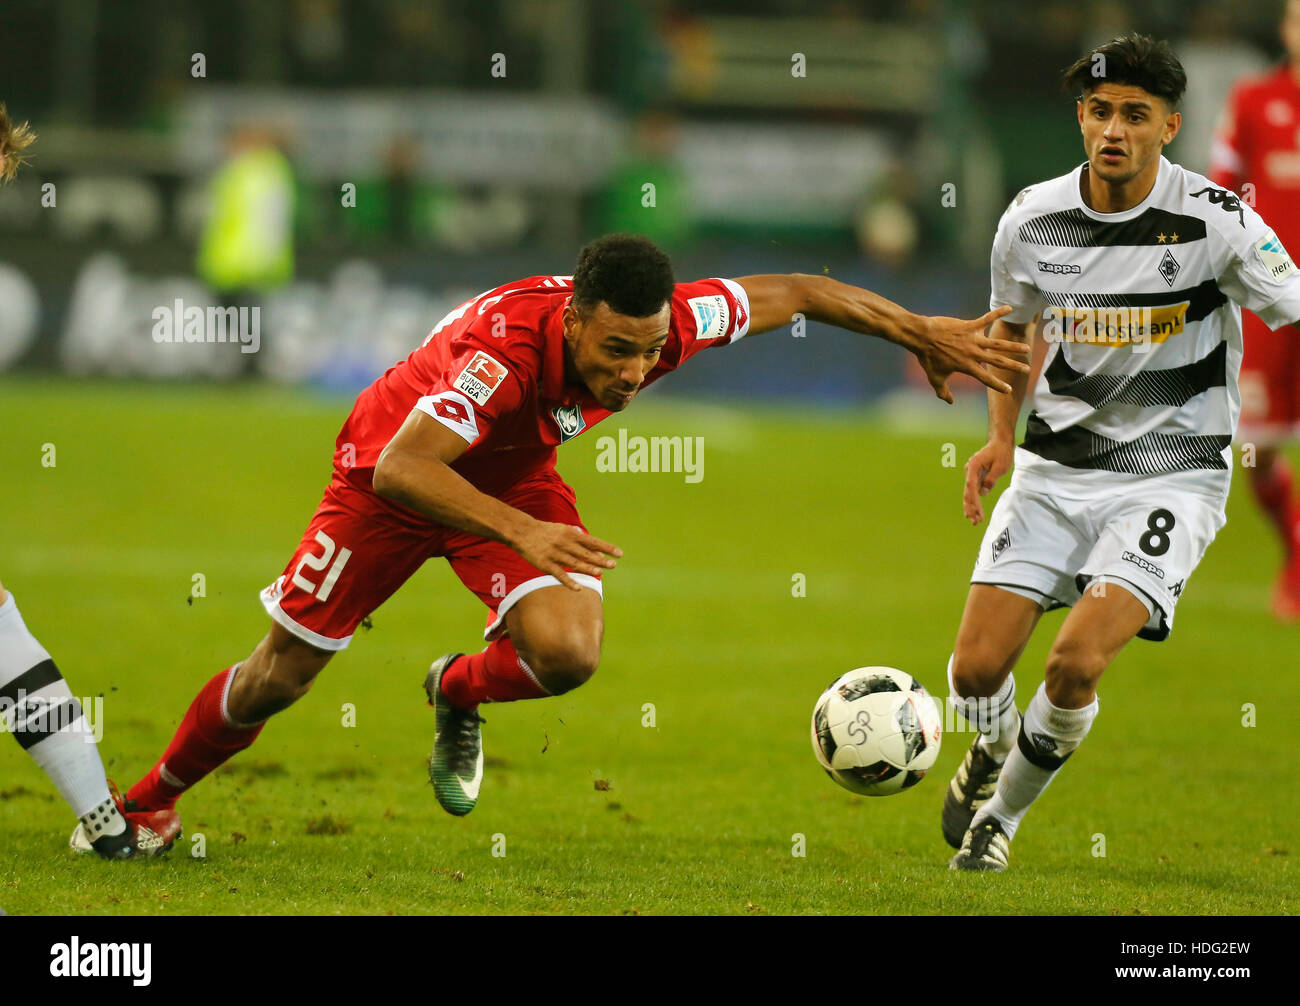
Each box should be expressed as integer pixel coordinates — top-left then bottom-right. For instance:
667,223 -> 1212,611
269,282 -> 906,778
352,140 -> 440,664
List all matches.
1061,33 -> 1187,109
572,233 -> 674,319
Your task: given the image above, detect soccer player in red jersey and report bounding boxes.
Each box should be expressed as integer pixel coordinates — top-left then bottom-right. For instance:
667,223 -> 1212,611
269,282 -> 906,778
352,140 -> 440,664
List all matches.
122,234 -> 1028,822
1210,0 -> 1300,618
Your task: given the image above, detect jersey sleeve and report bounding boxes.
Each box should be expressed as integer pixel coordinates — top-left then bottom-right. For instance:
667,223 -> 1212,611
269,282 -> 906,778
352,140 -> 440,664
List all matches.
1208,83 -> 1247,194
1218,201 -> 1300,331
990,201 -> 1047,324
411,322 -> 529,445
670,277 -> 753,366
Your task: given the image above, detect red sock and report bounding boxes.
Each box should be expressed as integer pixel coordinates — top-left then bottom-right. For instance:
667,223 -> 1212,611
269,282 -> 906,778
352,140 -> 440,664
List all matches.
1250,458 -> 1299,559
127,665 -> 264,810
438,636 -> 549,710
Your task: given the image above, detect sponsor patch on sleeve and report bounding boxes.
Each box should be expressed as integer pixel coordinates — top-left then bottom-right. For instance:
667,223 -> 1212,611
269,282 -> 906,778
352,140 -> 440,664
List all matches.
687,294 -> 731,342
1256,232 -> 1295,283
453,351 -> 509,405
414,389 -> 480,443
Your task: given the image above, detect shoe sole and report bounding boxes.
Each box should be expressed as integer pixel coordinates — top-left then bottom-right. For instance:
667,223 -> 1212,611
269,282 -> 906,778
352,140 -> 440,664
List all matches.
69,823 -> 182,858
948,854 -> 1007,872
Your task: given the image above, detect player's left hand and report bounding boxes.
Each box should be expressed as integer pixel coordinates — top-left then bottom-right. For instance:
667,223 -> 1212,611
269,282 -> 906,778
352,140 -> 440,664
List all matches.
912,305 -> 1028,404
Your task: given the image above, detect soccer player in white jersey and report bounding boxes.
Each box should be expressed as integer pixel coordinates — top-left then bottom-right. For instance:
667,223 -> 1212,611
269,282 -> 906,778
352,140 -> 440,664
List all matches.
941,35 -> 1300,871
0,105 -> 180,858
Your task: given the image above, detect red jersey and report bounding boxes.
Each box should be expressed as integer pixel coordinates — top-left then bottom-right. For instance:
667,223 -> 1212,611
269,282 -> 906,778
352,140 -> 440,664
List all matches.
335,275 -> 752,497
1210,65 -> 1300,254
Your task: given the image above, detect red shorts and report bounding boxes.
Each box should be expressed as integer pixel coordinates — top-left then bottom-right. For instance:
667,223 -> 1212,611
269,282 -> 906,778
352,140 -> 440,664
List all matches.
1239,309 -> 1300,446
259,469 -> 602,651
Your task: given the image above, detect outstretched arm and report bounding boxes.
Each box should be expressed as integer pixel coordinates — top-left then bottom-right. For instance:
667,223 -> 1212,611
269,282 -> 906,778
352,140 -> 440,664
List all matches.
732,273 -> 1030,403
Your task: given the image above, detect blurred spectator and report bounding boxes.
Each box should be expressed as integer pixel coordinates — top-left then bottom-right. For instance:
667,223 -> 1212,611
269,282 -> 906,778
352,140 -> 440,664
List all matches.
344,134 -> 439,245
196,124 -> 296,297
855,160 -> 921,268
1172,2 -> 1269,174
596,109 -> 693,252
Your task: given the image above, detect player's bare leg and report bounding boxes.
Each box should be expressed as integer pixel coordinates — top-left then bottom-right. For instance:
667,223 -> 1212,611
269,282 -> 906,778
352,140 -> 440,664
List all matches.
942,584 -> 1043,847
126,623 -> 333,812
952,581 -> 1149,871
1245,444 -> 1300,620
426,583 -> 602,815
226,622 -> 335,723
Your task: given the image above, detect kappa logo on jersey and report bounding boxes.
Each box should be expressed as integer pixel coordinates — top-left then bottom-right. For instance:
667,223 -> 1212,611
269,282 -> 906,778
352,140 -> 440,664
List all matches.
418,389 -> 480,442
991,527 -> 1011,561
1189,185 -> 1246,228
454,351 -> 509,405
688,295 -> 731,342
1122,550 -> 1165,579
1038,261 -> 1081,275
552,404 -> 586,442
1255,233 -> 1295,282
1158,248 -> 1181,287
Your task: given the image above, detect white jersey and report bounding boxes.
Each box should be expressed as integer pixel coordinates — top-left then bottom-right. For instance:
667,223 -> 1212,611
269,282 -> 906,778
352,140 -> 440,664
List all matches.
991,155 -> 1300,503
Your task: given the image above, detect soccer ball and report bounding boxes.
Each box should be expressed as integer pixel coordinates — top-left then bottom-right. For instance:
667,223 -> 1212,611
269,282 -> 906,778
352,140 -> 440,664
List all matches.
811,666 -> 942,796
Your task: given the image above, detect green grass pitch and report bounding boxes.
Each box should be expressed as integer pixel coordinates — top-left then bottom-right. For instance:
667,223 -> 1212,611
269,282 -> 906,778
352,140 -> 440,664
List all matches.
1,377 -> 1295,915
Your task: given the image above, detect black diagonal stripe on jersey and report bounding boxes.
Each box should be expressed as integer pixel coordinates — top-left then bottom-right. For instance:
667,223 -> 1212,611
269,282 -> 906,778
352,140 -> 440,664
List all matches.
1038,278 -> 1227,321
1045,341 -> 1227,409
0,658 -> 62,704
1021,412 -> 1231,474
1018,207 -> 1207,248
11,695 -> 85,750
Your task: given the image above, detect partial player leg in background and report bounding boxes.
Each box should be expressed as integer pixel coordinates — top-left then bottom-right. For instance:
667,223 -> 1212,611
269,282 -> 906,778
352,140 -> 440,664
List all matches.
952,581 -> 1149,871
0,578 -> 179,858
1245,444 -> 1300,619
942,584 -> 1044,848
1237,311 -> 1300,620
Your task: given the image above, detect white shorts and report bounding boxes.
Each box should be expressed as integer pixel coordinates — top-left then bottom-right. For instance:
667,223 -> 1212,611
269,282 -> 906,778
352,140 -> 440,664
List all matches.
970,482 -> 1226,641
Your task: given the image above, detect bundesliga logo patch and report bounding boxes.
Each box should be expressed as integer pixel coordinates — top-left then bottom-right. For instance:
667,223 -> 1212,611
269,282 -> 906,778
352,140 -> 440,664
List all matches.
454,351 -> 509,405
1256,233 -> 1295,282
688,295 -> 730,342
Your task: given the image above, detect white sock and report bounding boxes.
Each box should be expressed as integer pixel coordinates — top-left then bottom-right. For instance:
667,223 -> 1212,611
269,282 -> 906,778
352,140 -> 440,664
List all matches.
947,655 -> 1020,762
974,681 -> 1099,840
0,592 -> 120,828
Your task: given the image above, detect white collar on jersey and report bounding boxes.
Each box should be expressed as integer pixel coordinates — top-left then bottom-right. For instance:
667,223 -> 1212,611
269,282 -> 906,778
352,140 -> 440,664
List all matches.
1075,155 -> 1170,223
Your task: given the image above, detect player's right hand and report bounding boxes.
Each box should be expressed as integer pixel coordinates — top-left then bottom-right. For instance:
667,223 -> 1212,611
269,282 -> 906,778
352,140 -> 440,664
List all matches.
962,440 -> 1013,525
514,520 -> 623,590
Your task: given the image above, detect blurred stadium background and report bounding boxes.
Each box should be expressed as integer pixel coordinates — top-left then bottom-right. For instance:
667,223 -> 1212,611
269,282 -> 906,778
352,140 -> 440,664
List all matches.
4,2 -> 1299,917
0,0 -> 1290,405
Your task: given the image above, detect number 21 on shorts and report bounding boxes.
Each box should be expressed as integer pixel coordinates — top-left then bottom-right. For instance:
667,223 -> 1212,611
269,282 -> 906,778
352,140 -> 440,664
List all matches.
292,530 -> 352,602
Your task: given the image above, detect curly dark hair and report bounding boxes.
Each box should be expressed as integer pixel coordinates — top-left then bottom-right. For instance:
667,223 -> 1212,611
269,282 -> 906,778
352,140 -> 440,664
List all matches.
1061,33 -> 1187,109
572,233 -> 674,319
